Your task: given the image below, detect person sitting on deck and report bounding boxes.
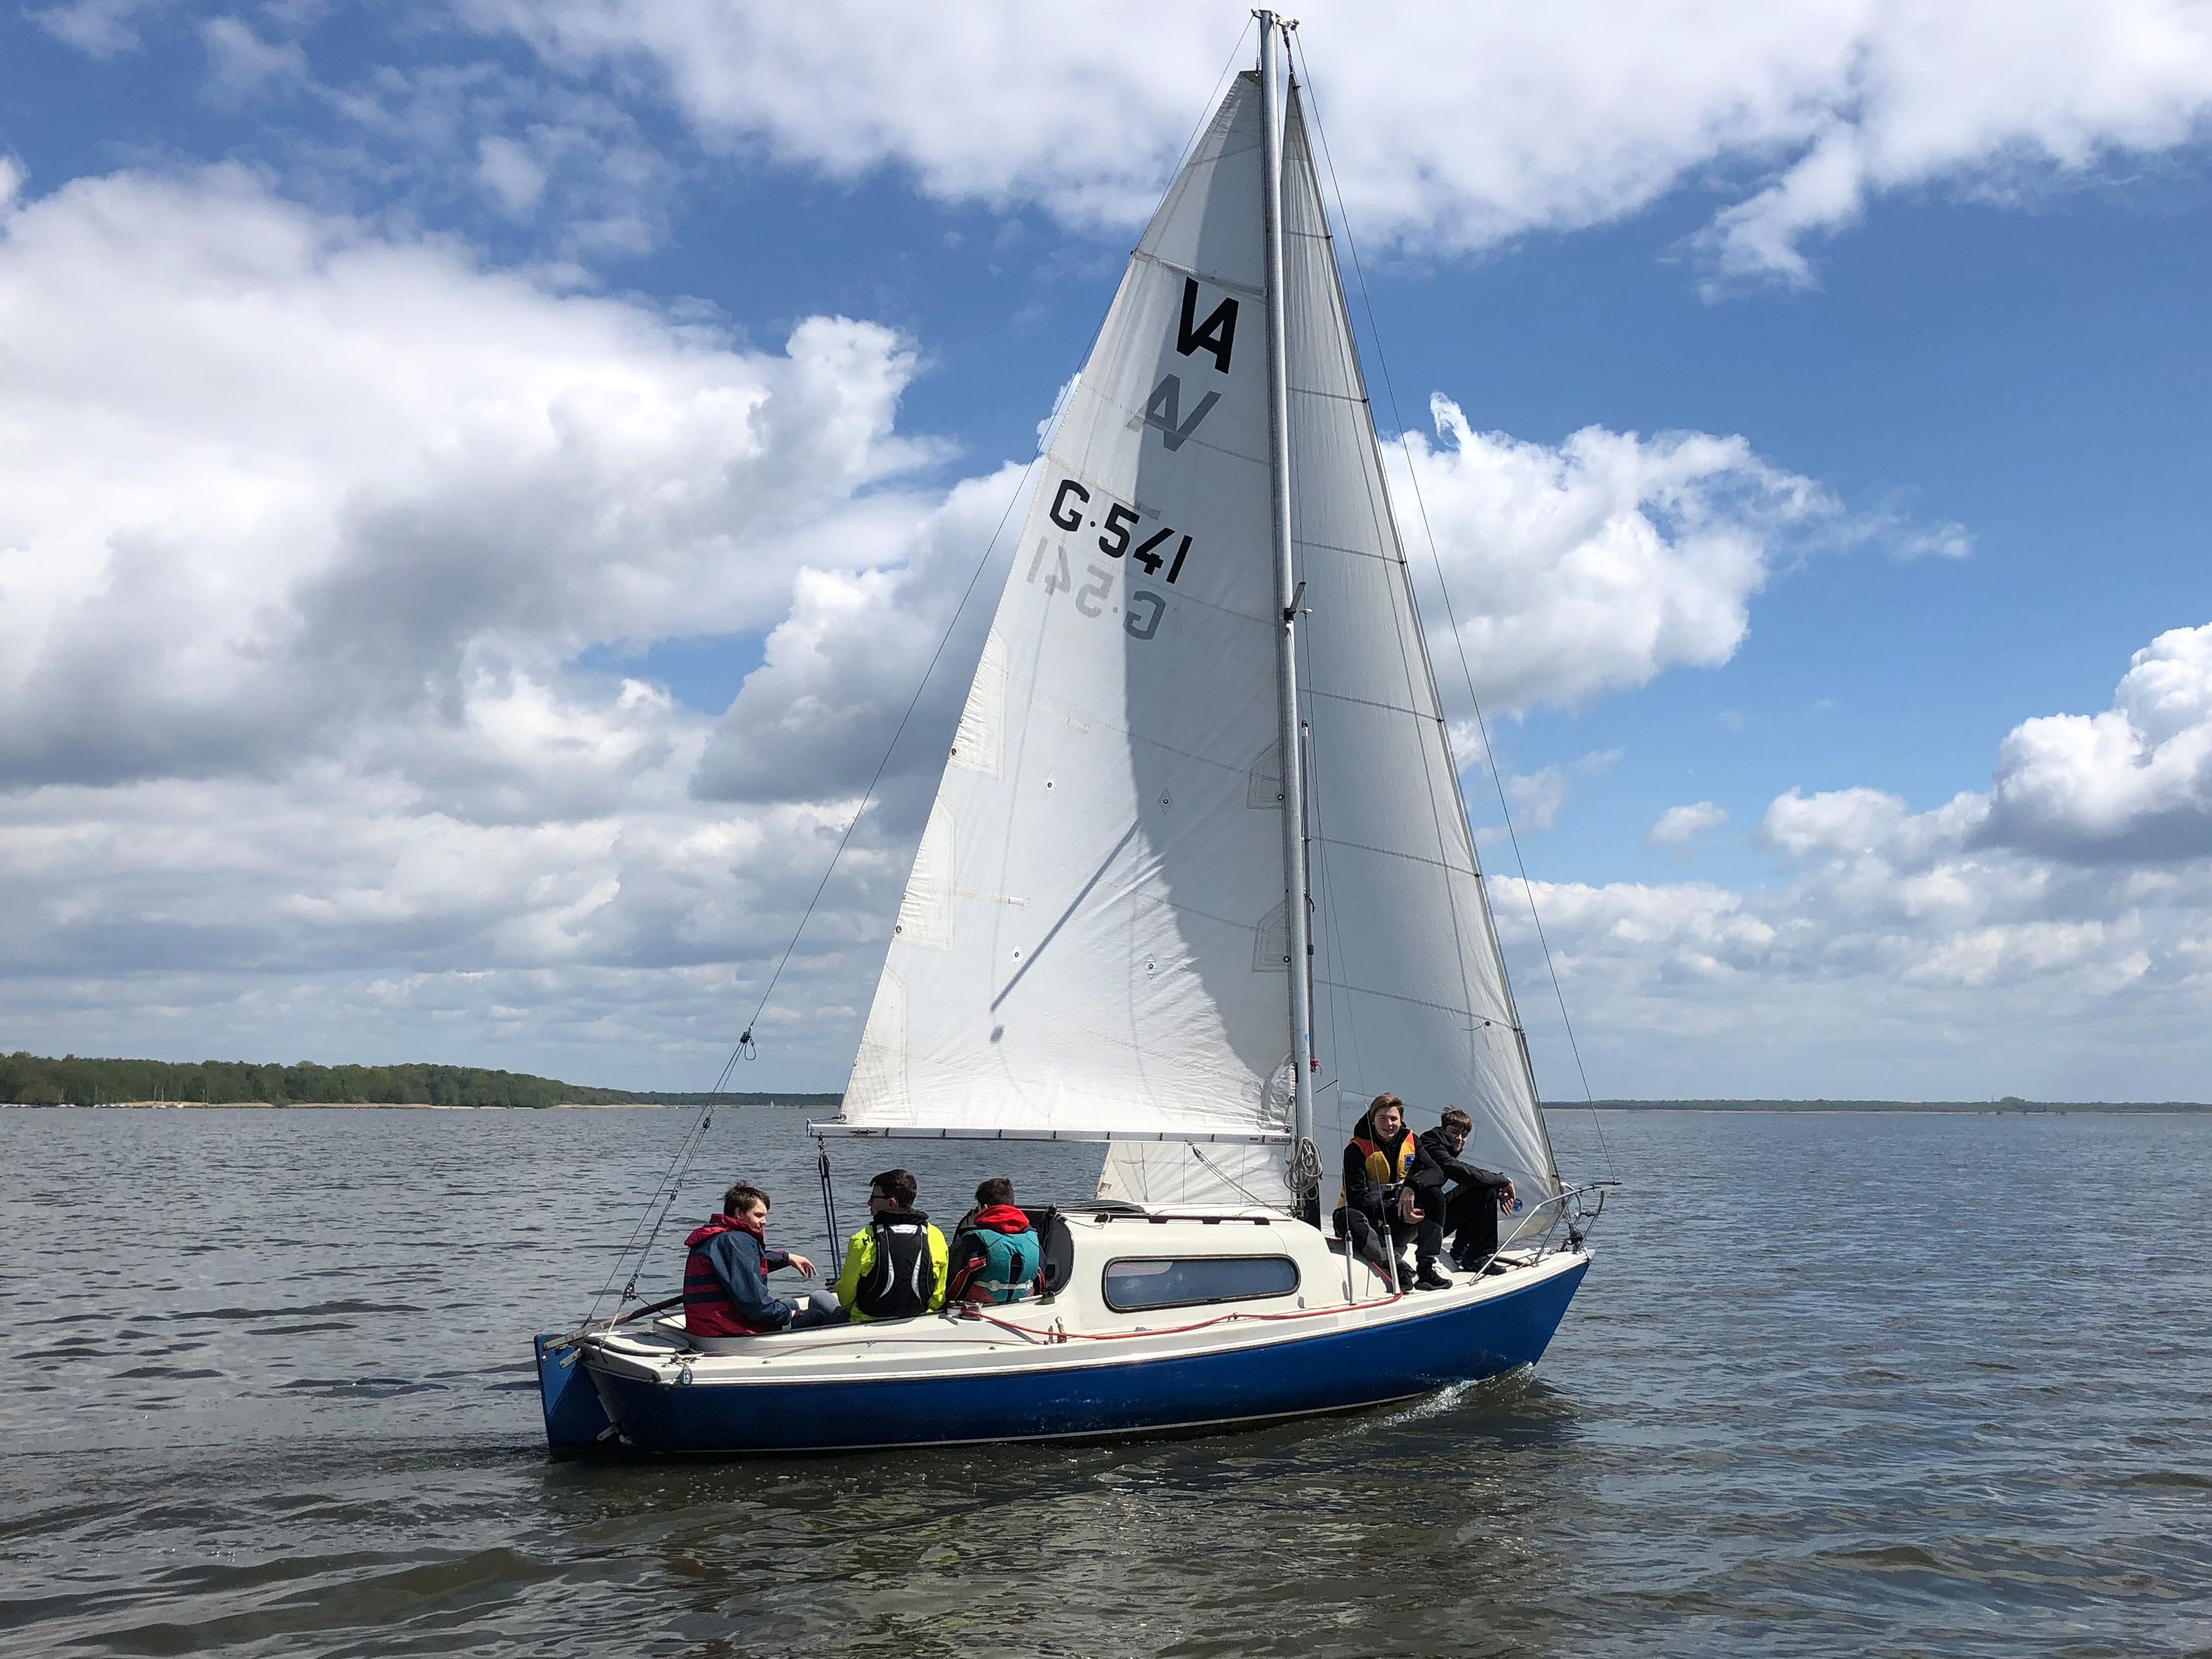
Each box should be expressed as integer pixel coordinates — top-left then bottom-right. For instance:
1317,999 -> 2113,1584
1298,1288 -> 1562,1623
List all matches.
1335,1094 -> 1429,1291
683,1182 -> 845,1337
946,1178 -> 1041,1305
832,1167 -> 949,1322
1411,1108 -> 1518,1278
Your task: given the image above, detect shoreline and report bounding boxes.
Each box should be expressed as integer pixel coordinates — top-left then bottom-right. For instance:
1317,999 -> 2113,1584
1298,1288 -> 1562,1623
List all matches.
1,1100 -> 674,1110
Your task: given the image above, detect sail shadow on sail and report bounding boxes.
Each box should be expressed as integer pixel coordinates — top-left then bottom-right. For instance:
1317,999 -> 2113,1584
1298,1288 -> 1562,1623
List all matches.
537,17 -> 1614,1458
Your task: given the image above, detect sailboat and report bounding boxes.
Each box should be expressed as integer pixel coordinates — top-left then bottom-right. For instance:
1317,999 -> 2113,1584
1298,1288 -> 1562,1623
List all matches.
538,17 -> 1607,1456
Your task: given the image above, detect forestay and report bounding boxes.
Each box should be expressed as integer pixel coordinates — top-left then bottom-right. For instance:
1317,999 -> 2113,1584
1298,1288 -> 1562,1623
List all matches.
839,74 -> 1298,1152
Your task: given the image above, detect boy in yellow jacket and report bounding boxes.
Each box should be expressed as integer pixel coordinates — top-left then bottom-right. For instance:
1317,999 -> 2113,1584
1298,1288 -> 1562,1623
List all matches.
833,1168 -> 950,1321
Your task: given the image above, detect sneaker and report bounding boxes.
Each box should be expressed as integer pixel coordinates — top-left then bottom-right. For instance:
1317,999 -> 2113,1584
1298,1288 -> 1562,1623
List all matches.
1414,1268 -> 1453,1291
1393,1259 -> 1418,1287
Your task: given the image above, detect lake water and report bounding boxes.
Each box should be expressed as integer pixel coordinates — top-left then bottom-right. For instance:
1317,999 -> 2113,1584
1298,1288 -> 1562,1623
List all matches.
3,1105 -> 2207,1657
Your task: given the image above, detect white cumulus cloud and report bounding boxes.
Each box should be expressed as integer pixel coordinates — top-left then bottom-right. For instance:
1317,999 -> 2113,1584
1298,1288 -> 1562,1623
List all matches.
27,0 -> 165,59
1649,801 -> 1729,846
1977,624 -> 2212,863
692,465 -> 1028,812
1393,400 -> 1836,716
0,163 -> 977,1086
464,0 -> 2212,283
0,164 -> 938,798
1497,626 -> 2212,1098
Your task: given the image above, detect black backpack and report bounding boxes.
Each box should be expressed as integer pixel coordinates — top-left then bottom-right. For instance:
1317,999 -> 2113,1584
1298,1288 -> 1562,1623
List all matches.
855,1216 -> 935,1319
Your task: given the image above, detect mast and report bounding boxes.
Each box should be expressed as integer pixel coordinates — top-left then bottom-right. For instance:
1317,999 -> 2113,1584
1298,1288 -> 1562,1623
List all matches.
1258,11 -> 1318,1208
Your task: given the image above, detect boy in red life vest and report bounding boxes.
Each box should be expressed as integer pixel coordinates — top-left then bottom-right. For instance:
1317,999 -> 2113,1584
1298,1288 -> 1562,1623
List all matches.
683,1182 -> 845,1336
1334,1094 -> 1432,1291
946,1177 -> 1041,1305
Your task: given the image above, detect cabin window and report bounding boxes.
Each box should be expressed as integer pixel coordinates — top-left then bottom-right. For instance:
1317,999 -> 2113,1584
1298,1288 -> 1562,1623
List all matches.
1101,1255 -> 1299,1313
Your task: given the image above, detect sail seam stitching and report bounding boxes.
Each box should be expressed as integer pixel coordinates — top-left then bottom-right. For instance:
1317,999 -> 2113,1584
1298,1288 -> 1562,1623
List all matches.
1021,692 -> 1294,779
1312,832 -> 1476,877
1305,686 -> 1433,719
1293,535 -> 1392,563
1128,248 -> 1266,298
1313,977 -> 1520,1028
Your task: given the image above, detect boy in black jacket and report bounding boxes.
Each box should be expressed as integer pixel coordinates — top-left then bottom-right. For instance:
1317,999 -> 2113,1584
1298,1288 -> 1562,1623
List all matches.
1411,1108 -> 1518,1277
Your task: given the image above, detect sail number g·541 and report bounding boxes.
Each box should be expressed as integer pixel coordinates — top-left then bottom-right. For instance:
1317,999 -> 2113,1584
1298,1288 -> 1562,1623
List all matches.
1047,479 -> 1192,582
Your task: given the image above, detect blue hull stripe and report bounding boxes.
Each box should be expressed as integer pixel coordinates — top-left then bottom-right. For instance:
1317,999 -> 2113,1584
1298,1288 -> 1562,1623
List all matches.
588,1257 -> 1588,1454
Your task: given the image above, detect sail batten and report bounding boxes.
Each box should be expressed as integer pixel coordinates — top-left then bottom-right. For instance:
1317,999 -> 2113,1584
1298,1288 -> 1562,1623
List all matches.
1129,251 -> 1266,297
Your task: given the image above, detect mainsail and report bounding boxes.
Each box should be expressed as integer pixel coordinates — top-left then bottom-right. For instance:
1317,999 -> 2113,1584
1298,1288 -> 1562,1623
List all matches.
1277,88 -> 1562,1203
837,71 -> 1562,1213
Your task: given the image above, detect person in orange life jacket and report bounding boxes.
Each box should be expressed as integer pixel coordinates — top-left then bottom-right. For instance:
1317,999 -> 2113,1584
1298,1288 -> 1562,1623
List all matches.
682,1182 -> 845,1336
1410,1107 -> 1518,1275
832,1167 -> 949,1321
945,1177 -> 1041,1305
1334,1094 -> 1432,1290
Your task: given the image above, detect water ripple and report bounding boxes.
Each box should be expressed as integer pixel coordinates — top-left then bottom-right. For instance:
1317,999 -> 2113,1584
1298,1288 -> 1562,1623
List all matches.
2,1105 -> 2209,1657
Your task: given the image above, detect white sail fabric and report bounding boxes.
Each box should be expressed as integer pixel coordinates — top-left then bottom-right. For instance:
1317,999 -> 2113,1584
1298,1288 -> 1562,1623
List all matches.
1279,90 -> 1563,1204
840,75 -> 1296,1145
1095,1139 -> 1293,1208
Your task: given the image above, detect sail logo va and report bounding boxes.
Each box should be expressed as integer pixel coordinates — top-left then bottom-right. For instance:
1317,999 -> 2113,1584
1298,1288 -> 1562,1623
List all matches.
1143,279 -> 1238,452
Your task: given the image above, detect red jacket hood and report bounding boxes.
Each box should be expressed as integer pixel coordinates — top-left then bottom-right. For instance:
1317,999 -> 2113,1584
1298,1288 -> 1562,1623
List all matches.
686,1211 -> 764,1249
970,1204 -> 1032,1234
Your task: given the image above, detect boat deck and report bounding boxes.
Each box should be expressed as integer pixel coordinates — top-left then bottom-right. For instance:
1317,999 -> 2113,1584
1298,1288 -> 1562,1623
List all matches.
580,1210 -> 1576,1388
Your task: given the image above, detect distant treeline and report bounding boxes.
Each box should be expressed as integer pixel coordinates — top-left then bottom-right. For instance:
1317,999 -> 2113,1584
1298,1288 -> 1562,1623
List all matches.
0,1051 -> 843,1110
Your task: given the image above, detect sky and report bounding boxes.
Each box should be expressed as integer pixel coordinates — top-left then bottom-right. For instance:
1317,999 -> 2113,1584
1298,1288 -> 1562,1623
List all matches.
2,0 -> 2210,1101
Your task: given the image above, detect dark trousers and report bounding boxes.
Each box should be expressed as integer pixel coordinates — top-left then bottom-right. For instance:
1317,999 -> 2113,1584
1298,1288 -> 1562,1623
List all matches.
1339,1206 -> 1417,1285
1415,1204 -> 1446,1274
783,1298 -> 847,1331
1443,1183 -> 1500,1267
